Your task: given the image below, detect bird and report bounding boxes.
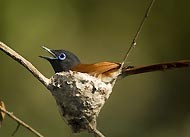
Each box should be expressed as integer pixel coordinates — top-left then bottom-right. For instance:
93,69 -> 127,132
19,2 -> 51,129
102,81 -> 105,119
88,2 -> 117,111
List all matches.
39,46 -> 132,83
39,46 -> 190,134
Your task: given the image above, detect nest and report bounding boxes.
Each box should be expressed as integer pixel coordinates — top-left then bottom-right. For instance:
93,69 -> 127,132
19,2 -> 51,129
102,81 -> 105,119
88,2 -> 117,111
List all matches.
48,71 -> 113,136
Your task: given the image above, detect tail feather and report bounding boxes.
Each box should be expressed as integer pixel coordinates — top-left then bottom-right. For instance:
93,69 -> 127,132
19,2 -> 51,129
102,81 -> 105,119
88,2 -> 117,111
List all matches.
120,60 -> 190,78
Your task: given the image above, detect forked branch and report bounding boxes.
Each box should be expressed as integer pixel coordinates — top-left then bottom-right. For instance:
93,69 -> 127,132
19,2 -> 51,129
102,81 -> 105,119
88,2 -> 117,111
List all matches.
1,41 -> 189,137
1,1 -> 190,137
0,105 -> 44,137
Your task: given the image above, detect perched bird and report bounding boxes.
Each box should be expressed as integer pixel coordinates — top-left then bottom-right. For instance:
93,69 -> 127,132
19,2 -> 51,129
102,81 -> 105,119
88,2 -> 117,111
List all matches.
39,46 -> 190,134
39,46 -> 130,134
39,46 -> 132,83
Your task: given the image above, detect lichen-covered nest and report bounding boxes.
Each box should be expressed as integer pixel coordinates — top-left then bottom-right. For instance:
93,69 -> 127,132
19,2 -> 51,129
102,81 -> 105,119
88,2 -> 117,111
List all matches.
48,71 -> 113,134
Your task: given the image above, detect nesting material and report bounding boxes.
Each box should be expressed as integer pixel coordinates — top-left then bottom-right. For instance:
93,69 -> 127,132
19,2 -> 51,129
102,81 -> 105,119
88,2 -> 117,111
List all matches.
48,71 -> 113,133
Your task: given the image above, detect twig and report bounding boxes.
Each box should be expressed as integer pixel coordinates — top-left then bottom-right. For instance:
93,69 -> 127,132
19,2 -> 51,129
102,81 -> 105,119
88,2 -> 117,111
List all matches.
0,106 -> 44,137
120,0 -> 156,69
89,128 -> 105,137
122,60 -> 190,77
87,123 -> 105,137
0,42 -> 50,88
11,122 -> 21,136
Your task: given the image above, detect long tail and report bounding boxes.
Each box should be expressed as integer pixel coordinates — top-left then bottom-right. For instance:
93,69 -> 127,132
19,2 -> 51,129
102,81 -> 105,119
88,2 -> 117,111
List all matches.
120,60 -> 190,78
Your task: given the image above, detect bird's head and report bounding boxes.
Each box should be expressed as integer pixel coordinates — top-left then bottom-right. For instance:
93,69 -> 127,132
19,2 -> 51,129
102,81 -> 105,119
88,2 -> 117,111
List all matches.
39,46 -> 80,73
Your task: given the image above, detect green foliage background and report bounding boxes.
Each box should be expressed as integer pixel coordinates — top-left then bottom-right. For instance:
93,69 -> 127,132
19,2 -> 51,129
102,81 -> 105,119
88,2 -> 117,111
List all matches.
0,0 -> 190,137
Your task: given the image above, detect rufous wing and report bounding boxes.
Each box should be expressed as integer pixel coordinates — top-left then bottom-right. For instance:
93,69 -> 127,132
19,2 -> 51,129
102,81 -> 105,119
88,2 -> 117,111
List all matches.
72,62 -> 121,76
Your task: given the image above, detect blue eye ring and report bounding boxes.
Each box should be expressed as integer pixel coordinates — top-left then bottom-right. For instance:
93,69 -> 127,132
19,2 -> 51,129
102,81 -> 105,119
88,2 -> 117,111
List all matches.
58,53 -> 66,60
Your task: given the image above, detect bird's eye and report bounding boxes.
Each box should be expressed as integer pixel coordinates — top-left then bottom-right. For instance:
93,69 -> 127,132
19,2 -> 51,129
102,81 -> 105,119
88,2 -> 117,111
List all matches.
58,53 -> 66,60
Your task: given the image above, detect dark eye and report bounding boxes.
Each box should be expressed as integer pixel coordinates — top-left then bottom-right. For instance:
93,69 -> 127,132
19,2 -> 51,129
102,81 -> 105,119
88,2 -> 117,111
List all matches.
58,53 -> 66,60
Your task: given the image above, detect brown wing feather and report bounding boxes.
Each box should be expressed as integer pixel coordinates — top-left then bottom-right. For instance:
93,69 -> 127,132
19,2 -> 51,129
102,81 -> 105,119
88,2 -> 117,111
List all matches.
72,62 -> 120,75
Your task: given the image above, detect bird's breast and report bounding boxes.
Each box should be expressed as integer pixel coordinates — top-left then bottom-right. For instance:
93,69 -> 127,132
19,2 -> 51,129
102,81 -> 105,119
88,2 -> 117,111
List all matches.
100,69 -> 121,83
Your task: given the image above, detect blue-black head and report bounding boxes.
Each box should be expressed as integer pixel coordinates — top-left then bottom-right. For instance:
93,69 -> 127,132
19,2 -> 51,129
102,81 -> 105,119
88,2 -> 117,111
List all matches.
39,46 -> 80,73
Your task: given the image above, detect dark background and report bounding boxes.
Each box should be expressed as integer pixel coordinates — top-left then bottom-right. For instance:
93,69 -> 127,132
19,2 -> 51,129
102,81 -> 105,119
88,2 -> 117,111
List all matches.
0,0 -> 190,137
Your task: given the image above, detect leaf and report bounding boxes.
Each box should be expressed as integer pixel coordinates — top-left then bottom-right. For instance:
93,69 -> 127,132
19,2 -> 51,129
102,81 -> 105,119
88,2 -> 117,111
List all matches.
0,99 -> 6,128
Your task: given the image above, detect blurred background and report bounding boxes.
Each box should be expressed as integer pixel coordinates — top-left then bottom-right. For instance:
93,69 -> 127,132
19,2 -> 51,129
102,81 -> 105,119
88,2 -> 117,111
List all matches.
0,0 -> 190,137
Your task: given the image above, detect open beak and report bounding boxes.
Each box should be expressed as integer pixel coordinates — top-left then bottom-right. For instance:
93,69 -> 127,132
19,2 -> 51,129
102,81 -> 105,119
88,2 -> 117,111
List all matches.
39,46 -> 57,60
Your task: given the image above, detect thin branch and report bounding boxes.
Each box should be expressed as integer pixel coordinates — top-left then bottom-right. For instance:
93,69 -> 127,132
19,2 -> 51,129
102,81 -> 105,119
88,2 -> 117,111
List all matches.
122,60 -> 190,77
120,0 -> 156,68
0,42 -> 50,89
0,106 -> 44,137
89,129 -> 105,137
87,123 -> 105,137
11,122 -> 21,136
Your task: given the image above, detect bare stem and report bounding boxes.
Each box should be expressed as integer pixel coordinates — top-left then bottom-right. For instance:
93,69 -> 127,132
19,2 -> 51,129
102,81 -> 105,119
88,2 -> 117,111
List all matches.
11,123 -> 21,136
90,129 -> 105,137
0,106 -> 44,137
87,124 -> 105,137
120,0 -> 156,68
0,42 -> 50,88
